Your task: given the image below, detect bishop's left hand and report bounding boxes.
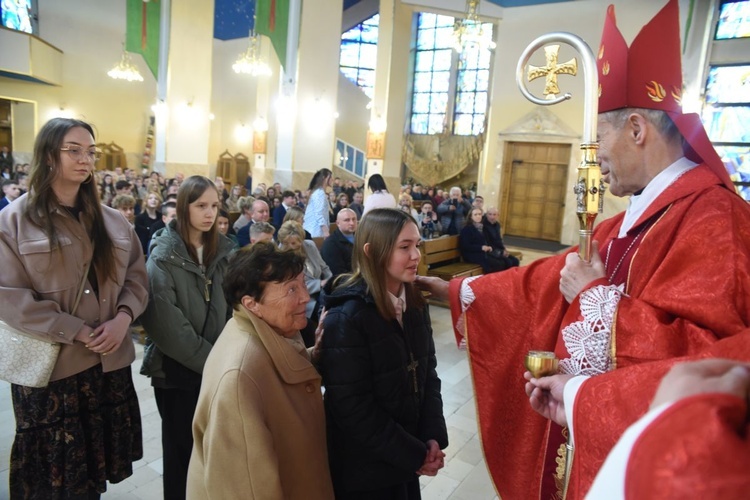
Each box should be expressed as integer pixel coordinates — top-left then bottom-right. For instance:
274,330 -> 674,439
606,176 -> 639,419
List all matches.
525,372 -> 574,427
559,241 -> 605,303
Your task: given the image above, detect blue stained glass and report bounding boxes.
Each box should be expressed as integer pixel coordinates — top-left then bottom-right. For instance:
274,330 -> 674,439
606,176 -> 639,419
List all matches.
419,13 -> 437,30
358,69 -> 375,88
478,47 -> 492,68
430,92 -> 449,114
428,114 -> 446,134
340,43 -> 361,67
415,51 -> 434,72
432,71 -> 451,92
705,65 -> 750,104
411,114 -> 429,134
456,92 -> 475,113
342,28 -> 361,41
435,27 -> 456,49
716,145 -> 750,200
702,106 -> 750,142
454,114 -> 473,135
346,145 -> 355,172
433,49 -> 453,71
359,44 -> 378,69
360,16 -> 380,43
341,67 -> 359,86
336,140 -> 345,164
472,114 -> 485,135
435,15 -> 455,28
715,1 -> 750,39
355,151 -> 364,177
417,29 -> 435,50
476,70 -> 489,91
462,50 -> 480,70
414,72 -> 433,92
458,71 -> 478,92
413,93 -> 430,113
475,92 -> 488,113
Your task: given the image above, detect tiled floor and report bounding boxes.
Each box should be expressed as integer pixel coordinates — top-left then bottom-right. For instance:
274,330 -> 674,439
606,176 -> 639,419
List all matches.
0,248 -> 553,499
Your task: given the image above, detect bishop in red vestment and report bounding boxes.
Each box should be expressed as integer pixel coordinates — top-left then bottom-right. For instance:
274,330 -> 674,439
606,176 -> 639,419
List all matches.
417,2 -> 750,498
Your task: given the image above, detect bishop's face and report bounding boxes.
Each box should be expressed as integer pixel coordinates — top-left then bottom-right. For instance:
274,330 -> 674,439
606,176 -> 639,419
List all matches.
597,115 -> 646,198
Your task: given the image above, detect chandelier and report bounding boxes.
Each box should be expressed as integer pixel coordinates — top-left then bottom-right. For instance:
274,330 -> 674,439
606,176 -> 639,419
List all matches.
453,0 -> 497,54
107,45 -> 144,82
233,30 -> 272,77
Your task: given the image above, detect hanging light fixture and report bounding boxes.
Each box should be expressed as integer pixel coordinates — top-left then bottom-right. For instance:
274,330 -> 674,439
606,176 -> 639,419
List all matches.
108,44 -> 144,82
453,0 -> 497,54
233,27 -> 272,77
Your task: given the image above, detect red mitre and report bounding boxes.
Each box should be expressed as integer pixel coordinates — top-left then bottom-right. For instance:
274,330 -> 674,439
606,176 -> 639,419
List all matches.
596,0 -> 735,191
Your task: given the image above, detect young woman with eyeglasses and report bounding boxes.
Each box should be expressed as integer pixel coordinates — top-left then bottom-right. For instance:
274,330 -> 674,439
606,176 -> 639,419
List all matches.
0,117 -> 149,498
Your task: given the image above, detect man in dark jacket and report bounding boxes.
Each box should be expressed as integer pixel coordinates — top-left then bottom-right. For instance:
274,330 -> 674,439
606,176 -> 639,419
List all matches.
482,207 -> 519,270
437,186 -> 472,235
321,208 -> 357,278
272,190 -> 297,230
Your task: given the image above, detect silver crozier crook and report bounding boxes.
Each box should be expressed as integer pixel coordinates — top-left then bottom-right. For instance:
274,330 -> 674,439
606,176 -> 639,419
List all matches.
516,33 -> 603,262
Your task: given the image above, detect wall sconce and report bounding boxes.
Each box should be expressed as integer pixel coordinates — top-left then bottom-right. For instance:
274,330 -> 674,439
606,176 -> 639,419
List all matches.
235,123 -> 252,143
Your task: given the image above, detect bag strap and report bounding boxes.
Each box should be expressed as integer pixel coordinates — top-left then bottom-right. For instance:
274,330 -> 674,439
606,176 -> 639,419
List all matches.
71,259 -> 91,316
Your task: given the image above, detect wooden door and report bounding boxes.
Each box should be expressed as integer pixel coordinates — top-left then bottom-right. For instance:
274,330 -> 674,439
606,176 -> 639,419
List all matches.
500,142 -> 569,241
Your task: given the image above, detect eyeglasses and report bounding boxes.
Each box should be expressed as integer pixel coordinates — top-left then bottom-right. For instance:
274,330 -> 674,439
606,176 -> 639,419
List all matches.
60,146 -> 101,162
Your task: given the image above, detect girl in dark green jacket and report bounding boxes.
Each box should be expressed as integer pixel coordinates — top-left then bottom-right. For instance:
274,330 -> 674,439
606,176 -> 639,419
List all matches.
140,175 -> 234,500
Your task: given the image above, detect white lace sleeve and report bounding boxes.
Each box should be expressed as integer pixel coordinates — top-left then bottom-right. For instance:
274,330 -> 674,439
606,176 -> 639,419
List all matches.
454,276 -> 483,349
558,284 -> 624,376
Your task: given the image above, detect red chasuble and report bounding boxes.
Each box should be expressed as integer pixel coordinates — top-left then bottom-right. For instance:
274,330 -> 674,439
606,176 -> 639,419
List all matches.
450,164 -> 750,499
625,391 -> 750,499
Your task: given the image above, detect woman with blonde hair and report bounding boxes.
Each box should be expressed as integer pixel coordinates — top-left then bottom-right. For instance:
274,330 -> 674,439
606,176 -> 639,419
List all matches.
319,208 -> 448,499
278,220 -> 331,324
225,184 -> 243,212
0,117 -> 149,498
140,175 -> 235,499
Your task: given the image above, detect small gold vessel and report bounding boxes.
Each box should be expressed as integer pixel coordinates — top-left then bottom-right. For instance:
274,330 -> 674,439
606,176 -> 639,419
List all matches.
524,351 -> 559,378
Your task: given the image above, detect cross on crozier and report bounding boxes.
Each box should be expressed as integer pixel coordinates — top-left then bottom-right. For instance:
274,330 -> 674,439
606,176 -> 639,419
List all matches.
527,44 -> 578,98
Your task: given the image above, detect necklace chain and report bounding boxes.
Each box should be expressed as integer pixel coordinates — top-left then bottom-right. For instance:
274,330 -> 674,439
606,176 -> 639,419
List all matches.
604,226 -> 647,282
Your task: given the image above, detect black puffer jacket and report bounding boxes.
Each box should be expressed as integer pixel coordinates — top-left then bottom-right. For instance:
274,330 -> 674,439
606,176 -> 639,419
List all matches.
319,279 -> 448,494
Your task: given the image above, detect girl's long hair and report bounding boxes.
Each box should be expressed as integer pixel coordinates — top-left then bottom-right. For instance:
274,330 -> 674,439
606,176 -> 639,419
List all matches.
25,118 -> 117,283
175,176 -> 221,267
308,168 -> 331,192
338,208 -> 423,320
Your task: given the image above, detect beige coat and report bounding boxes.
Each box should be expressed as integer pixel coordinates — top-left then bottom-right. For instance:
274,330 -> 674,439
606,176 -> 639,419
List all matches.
0,194 -> 149,381
187,310 -> 334,500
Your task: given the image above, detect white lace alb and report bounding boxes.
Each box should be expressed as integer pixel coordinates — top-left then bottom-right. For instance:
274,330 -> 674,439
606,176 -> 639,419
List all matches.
558,284 -> 623,376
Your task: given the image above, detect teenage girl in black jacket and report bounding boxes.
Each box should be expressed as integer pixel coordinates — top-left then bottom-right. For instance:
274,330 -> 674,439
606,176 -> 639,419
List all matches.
319,208 -> 448,499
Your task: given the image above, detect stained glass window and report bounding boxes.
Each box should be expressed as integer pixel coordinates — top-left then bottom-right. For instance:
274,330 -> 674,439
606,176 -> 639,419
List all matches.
715,1 -> 750,40
702,64 -> 750,199
335,139 -> 366,178
340,15 -> 380,98
411,12 -> 494,136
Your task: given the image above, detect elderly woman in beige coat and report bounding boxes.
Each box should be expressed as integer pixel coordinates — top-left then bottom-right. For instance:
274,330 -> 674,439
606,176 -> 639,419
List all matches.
187,242 -> 334,499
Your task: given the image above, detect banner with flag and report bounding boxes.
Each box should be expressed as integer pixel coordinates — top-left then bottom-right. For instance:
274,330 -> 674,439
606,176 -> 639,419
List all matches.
255,0 -> 290,72
126,0 -> 160,78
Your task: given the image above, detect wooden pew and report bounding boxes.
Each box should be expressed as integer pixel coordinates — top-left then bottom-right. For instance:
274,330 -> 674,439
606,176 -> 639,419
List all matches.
418,235 -> 483,307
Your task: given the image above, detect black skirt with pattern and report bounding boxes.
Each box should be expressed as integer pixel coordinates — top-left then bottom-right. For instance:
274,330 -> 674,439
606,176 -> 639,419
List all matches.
9,364 -> 143,499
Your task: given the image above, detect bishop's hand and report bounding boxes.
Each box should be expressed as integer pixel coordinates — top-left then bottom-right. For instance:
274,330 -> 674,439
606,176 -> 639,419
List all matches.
559,241 -> 605,303
525,372 -> 574,427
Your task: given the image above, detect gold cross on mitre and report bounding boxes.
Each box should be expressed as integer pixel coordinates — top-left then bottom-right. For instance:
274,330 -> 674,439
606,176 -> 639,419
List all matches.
527,44 -> 577,99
